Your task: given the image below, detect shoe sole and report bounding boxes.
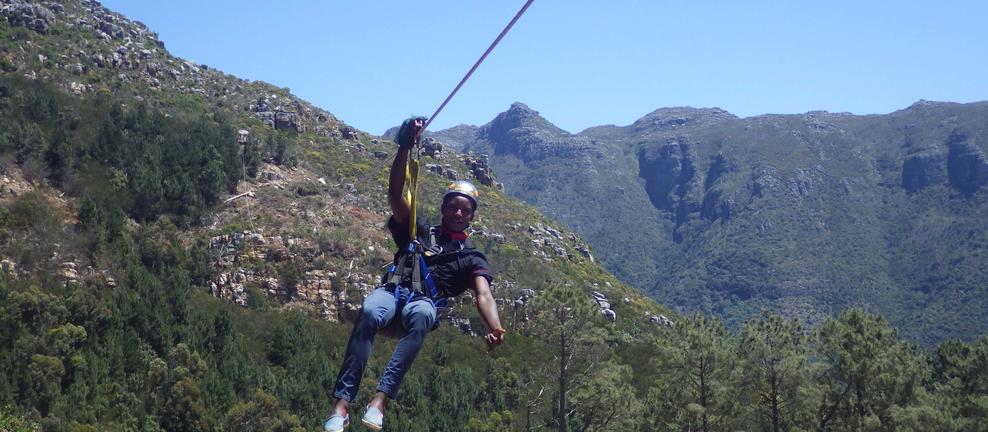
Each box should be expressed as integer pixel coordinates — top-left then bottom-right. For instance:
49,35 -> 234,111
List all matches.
361,418 -> 383,431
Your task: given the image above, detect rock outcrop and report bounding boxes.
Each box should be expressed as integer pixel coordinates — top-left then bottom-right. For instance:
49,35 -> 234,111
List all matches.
591,290 -> 616,322
2,1 -> 56,33
647,312 -> 675,327
947,131 -> 988,196
463,153 -> 495,186
638,137 -> 696,211
902,150 -> 946,192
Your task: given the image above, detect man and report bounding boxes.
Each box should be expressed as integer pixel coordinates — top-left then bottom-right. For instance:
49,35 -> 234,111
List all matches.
324,117 -> 506,431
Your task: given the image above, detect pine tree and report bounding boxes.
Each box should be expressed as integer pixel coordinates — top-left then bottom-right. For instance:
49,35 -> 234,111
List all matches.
529,281 -> 609,432
648,313 -> 739,432
737,311 -> 817,431
815,308 -> 927,431
930,337 -> 988,430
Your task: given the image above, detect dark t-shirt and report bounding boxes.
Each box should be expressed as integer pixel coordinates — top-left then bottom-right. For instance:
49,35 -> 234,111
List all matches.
387,216 -> 493,298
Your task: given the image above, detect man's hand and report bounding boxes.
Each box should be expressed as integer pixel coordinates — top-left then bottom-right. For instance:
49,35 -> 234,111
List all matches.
396,116 -> 426,149
485,327 -> 506,351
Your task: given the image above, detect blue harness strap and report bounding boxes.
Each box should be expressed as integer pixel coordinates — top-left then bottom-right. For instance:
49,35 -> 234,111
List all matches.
417,253 -> 448,309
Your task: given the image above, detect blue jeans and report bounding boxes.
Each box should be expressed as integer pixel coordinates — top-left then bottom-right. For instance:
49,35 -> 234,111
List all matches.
333,286 -> 437,401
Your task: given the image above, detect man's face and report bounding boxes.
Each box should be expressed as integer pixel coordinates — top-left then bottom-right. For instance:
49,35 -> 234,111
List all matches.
441,195 -> 475,232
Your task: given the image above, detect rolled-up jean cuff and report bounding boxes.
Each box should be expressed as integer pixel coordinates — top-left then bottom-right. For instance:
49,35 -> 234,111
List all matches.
375,384 -> 399,400
333,390 -> 355,402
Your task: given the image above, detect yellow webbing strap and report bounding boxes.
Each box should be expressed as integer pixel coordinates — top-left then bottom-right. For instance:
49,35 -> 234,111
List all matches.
405,149 -> 420,240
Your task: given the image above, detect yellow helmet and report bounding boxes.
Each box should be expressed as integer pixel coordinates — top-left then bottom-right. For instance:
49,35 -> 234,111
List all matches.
443,180 -> 479,210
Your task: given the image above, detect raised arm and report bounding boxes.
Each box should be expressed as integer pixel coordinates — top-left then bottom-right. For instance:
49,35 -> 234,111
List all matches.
388,147 -> 412,223
388,117 -> 425,223
473,275 -> 506,350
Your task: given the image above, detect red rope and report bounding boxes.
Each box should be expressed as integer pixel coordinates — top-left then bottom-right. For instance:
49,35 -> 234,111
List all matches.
423,0 -> 536,131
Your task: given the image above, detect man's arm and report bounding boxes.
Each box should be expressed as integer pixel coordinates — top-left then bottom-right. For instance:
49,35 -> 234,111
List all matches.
473,275 -> 506,349
388,147 -> 411,223
388,116 -> 424,223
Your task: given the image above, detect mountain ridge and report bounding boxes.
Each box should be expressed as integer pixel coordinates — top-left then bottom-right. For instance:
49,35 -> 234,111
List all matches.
429,98 -> 988,345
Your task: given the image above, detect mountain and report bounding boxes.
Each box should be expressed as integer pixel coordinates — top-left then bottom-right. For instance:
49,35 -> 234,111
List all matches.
431,101 -> 988,345
3,1 -> 988,430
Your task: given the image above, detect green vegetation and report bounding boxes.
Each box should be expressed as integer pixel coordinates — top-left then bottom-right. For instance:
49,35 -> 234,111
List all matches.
0,76 -> 241,226
1,2 -> 987,430
7,257 -> 984,431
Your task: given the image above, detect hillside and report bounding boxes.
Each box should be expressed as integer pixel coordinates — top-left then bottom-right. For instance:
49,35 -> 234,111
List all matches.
2,2 -> 987,431
431,101 -> 988,345
0,1 -> 672,430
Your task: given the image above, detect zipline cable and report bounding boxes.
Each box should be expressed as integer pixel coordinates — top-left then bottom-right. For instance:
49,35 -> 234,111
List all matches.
422,0 -> 535,131
405,0 -> 535,241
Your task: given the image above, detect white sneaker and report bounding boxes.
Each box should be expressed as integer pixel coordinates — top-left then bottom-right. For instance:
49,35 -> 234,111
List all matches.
323,413 -> 349,432
361,406 -> 384,430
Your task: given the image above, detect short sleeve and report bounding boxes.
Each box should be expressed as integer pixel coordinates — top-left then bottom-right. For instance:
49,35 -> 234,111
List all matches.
469,251 -> 494,285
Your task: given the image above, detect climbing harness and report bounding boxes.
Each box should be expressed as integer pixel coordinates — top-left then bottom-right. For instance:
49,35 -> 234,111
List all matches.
386,226 -> 474,310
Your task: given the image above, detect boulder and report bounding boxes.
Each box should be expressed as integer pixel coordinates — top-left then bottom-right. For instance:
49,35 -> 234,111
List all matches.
260,168 -> 285,181
257,111 -> 275,127
421,138 -> 443,157
426,164 -> 444,175
90,53 -> 106,67
464,153 -> 496,185
339,126 -> 358,140
578,247 -> 593,262
273,111 -> 295,130
69,81 -> 86,95
2,1 -> 56,33
99,20 -> 124,39
648,313 -> 675,327
60,262 -> 80,281
251,97 -> 271,112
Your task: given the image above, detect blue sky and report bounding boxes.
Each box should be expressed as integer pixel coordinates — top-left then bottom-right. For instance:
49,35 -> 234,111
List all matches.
101,1 -> 988,135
